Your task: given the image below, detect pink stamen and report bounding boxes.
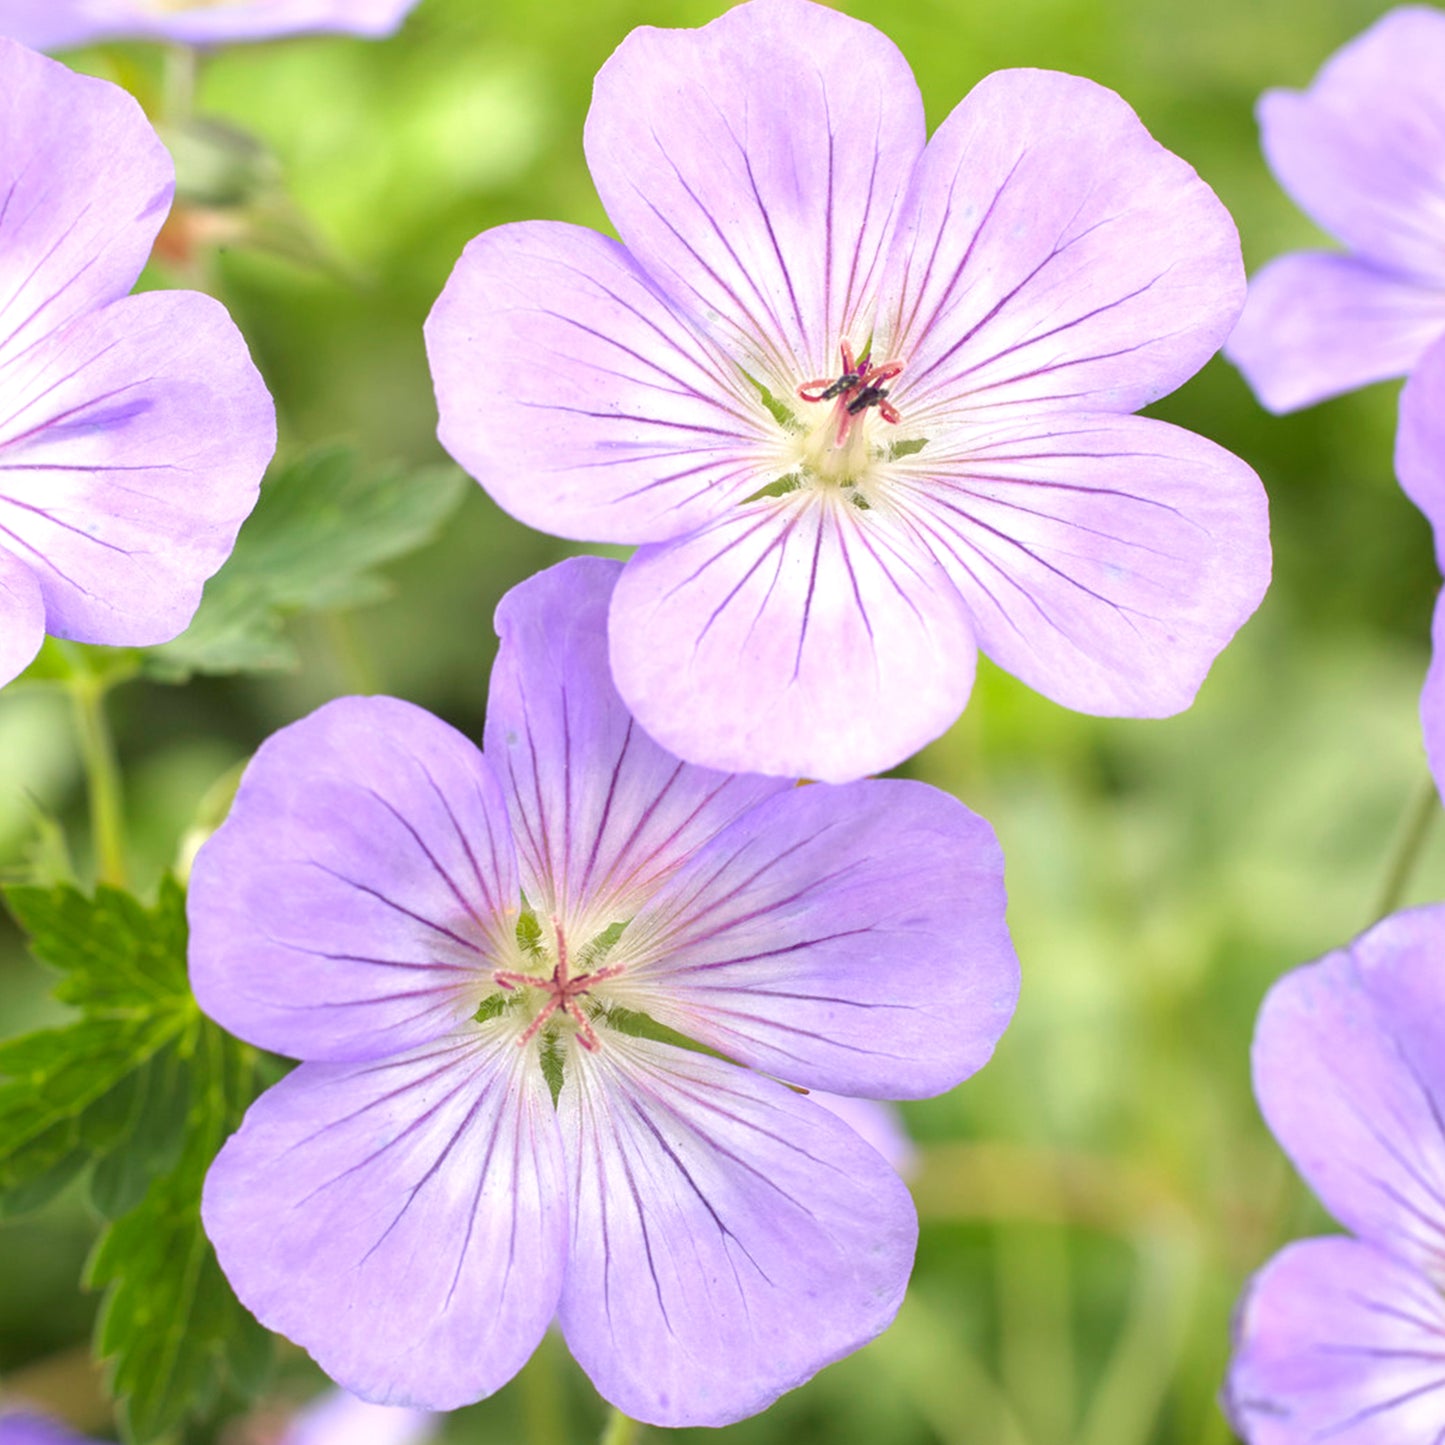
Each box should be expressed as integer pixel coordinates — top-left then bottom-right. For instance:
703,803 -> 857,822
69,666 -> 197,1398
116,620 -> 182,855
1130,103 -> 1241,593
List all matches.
797,343 -> 903,445
493,917 -> 625,1052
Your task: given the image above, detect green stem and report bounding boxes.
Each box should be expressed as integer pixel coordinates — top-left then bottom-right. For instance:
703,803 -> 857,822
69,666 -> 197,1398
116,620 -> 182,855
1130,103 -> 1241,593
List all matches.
162,45 -> 199,124
599,1406 -> 642,1445
68,669 -> 127,889
1374,775 -> 1439,919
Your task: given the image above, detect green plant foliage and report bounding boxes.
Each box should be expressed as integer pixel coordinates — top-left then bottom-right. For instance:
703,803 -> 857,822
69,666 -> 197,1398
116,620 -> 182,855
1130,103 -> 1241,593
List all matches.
143,445 -> 468,680
0,881 -> 271,1443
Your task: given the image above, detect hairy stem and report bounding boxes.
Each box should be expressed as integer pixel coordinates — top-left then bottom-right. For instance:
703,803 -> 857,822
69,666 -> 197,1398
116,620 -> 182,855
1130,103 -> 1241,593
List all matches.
67,667 -> 127,889
1374,774 -> 1439,919
599,1406 -> 642,1445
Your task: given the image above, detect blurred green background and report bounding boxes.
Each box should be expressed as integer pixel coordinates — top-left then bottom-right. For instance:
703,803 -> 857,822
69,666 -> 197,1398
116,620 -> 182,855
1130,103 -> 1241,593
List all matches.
1,0 -> 1439,1441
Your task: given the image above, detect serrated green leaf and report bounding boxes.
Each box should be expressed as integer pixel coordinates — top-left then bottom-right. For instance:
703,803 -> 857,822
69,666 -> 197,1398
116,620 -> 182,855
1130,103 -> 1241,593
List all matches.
89,1022 -> 273,1444
143,445 -> 467,681
0,882 -> 196,1215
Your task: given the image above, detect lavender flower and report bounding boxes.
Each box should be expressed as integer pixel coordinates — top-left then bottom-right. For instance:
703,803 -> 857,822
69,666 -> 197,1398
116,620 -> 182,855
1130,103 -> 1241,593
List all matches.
191,555 -> 1019,1426
426,0 -> 1270,783
0,1416 -> 91,1445
1226,8 -> 1445,417
0,0 -> 419,49
0,39 -> 274,688
1226,906 -> 1445,1442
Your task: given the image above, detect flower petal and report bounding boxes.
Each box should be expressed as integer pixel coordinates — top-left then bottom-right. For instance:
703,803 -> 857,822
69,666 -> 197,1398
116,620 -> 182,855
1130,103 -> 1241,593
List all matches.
203,1028 -> 566,1410
614,778 -> 1018,1097
190,696 -> 517,1063
809,1094 -> 916,1178
584,0 -> 925,384
1226,253 -> 1445,413
0,291 -> 274,647
609,493 -> 976,782
427,221 -> 775,544
1257,8 -> 1445,283
892,413 -> 1269,717
557,1034 -> 916,1427
0,544 -> 43,689
0,41 -> 171,358
877,69 -> 1242,423
1253,910 -> 1445,1269
282,1393 -> 438,1445
1397,332 -> 1445,543
1227,1237 -> 1445,1445
0,0 -> 420,47
484,556 -> 790,924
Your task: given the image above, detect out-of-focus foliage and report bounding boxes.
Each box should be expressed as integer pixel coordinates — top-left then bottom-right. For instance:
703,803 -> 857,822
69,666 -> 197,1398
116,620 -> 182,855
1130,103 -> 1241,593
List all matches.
0,0 -> 1435,1442
145,447 -> 467,681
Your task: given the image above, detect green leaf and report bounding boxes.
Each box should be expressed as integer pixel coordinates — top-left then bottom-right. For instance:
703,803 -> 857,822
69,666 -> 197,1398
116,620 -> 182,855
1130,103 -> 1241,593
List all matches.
0,882 -> 195,1215
89,1021 -> 273,1445
143,445 -> 468,680
0,880 -> 275,1441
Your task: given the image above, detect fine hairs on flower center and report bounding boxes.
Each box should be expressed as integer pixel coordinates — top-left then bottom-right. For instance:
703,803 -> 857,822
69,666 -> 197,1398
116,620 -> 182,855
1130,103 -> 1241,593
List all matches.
793,340 -> 905,493
487,910 -> 626,1054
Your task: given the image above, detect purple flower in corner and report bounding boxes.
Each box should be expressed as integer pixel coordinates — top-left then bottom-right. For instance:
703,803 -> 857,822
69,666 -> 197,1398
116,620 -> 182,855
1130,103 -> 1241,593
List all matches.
0,0 -> 419,49
426,0 -> 1270,783
1226,8 -> 1445,419
190,555 -> 1020,1426
0,39 -> 274,689
1226,906 -> 1445,1442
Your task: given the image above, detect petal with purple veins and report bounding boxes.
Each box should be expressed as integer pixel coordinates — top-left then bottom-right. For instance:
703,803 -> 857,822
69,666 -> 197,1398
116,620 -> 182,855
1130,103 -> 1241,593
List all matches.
877,68 -> 1243,424
484,556 -> 790,923
609,492 -> 976,782
1257,8 -> 1445,284
427,222 -> 775,545
0,545 -> 43,689
0,41 -> 172,358
1253,918 -> 1445,1269
611,778 -> 1018,1098
1227,1237 -> 1445,1445
556,1034 -> 916,1428
202,1027 -> 566,1411
1226,252 -> 1445,414
0,290 -> 274,648
190,696 -> 517,1063
584,0 -> 925,384
891,413 -> 1269,717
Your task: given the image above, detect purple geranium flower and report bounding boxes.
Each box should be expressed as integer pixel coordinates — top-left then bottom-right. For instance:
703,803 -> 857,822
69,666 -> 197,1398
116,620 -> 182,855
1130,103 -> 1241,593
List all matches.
190,555 -> 1019,1426
0,0 -> 419,49
0,38 -> 274,689
426,0 -> 1270,783
1225,8 -> 1445,418
1226,906 -> 1445,1442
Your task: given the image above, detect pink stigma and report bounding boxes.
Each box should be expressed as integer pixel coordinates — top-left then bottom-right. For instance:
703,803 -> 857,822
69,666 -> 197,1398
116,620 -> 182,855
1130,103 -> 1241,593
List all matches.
493,918 -> 624,1053
798,341 -> 903,444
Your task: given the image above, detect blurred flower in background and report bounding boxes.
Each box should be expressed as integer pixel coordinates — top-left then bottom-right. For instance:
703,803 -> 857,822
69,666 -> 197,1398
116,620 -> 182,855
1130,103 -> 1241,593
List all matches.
0,0 -> 420,50
428,0 -> 1270,784
0,1390 -> 438,1445
1226,906 -> 1445,1442
1226,7 -> 1445,420
0,39 -> 274,690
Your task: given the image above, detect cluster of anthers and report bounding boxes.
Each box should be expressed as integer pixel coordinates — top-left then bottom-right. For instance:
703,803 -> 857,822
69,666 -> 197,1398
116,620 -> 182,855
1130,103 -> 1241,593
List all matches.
491,917 -> 624,1053
798,341 -> 904,446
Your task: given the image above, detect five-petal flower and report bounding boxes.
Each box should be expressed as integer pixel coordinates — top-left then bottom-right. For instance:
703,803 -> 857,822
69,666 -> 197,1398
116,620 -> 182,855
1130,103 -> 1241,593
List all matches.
1227,906 -> 1445,1442
427,0 -> 1271,783
0,38 -> 274,688
190,555 -> 1020,1426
